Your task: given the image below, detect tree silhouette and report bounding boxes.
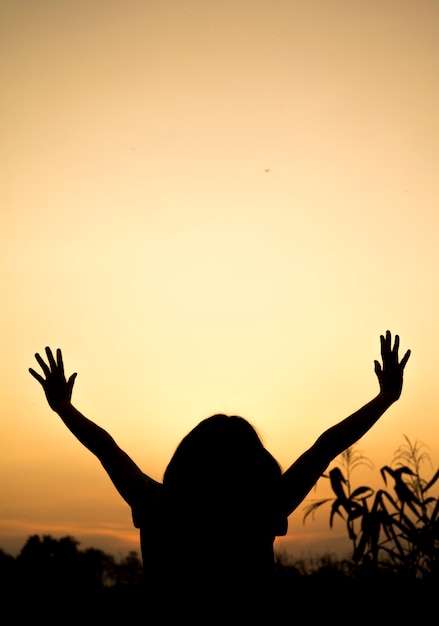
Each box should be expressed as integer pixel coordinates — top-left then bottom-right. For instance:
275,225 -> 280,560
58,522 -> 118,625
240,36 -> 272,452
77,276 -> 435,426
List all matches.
2,534 -> 143,622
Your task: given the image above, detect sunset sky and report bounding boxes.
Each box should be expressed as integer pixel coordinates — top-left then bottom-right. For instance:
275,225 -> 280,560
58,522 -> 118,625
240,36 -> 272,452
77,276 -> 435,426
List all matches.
2,0 -> 439,562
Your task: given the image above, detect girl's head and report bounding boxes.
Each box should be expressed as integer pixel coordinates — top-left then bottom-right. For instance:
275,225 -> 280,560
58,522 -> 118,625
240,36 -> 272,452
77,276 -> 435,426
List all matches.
163,415 -> 283,530
164,414 -> 280,484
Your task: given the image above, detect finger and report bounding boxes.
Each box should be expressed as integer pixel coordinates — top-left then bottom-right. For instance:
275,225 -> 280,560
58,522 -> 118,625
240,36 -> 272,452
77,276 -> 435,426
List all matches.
57,348 -> 65,377
385,330 -> 392,350
29,368 -> 44,384
381,331 -> 394,361
380,333 -> 389,361
393,334 -> 400,354
34,353 -> 50,376
400,349 -> 411,369
68,372 -> 77,387
374,360 -> 382,376
67,372 -> 77,395
46,347 -> 56,371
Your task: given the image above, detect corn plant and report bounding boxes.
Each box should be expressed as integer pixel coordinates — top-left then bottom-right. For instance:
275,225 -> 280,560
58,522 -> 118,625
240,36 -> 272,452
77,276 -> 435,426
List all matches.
303,436 -> 439,578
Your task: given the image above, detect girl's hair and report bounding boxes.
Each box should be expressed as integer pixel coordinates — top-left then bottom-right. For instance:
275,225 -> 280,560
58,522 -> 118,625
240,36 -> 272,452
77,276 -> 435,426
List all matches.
164,414 -> 281,484
162,414 -> 283,533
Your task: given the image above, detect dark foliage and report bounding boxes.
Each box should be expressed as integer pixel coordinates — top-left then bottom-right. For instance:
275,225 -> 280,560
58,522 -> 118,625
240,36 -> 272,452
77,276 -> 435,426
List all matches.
1,536 -> 144,624
1,533 -> 436,624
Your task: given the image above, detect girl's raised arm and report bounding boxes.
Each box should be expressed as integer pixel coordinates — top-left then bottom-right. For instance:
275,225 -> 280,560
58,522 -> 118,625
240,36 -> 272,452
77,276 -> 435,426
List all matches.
29,347 -> 160,507
280,331 -> 410,516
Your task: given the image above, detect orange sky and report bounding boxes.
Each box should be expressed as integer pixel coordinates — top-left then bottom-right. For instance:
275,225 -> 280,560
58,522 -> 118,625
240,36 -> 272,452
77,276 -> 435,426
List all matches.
2,0 -> 439,561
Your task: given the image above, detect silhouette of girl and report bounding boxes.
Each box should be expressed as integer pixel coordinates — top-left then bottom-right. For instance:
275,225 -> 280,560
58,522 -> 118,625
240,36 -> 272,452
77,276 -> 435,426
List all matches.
29,331 -> 410,622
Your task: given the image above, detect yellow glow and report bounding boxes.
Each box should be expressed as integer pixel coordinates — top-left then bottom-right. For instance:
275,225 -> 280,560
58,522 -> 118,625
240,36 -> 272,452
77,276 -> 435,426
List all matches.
2,0 -> 439,560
